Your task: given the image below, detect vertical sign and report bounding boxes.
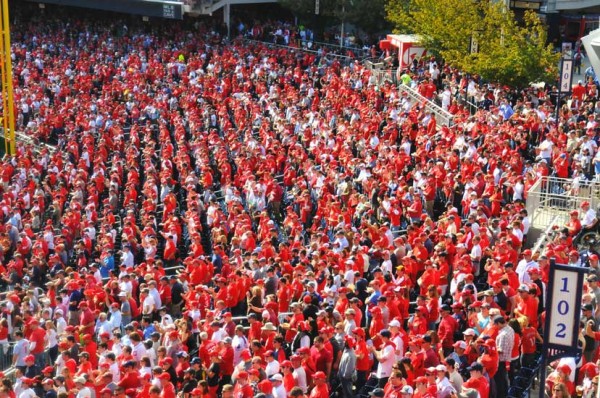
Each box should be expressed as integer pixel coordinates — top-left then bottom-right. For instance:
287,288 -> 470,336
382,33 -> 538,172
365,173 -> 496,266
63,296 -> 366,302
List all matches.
315,0 -> 320,15
559,58 -> 574,94
470,36 -> 479,54
540,260 -> 586,398
547,269 -> 580,346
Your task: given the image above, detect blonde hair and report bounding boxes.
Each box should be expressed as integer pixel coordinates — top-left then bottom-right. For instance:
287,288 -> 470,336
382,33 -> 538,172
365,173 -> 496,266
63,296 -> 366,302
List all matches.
517,316 -> 529,328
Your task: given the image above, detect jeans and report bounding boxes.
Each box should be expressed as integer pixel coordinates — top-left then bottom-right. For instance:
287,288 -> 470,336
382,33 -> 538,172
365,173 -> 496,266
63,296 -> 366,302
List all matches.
494,361 -> 509,398
339,376 -> 354,398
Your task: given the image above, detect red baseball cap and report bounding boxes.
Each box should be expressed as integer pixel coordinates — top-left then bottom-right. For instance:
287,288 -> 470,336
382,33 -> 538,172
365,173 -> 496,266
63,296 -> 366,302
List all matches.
313,371 -> 327,380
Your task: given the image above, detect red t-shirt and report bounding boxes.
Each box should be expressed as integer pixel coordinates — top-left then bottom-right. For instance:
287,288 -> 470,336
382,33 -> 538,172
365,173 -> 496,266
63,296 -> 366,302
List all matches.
521,327 -> 537,354
463,375 -> 490,398
356,340 -> 371,371
311,347 -> 333,374
29,328 -> 46,354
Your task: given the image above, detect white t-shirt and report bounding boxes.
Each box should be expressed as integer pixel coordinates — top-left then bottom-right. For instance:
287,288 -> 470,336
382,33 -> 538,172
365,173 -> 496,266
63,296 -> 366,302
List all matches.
76,387 -> 92,398
293,366 -> 308,393
18,388 -> 37,398
375,343 -> 395,378
583,209 -> 597,228
265,360 -> 280,377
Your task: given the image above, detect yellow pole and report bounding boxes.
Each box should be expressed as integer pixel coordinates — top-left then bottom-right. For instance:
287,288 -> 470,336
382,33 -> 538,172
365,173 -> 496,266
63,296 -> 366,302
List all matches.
1,0 -> 15,156
0,4 -> 7,157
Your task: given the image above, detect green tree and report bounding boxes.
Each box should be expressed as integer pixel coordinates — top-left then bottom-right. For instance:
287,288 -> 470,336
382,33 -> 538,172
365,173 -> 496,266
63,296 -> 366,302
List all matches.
385,0 -> 559,86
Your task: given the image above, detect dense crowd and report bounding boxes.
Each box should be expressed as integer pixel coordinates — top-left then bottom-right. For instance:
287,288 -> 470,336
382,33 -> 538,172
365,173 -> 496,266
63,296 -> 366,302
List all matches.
0,4 -> 599,398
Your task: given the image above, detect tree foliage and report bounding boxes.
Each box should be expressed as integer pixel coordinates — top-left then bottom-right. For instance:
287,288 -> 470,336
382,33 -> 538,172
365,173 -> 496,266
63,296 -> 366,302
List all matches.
385,0 -> 559,87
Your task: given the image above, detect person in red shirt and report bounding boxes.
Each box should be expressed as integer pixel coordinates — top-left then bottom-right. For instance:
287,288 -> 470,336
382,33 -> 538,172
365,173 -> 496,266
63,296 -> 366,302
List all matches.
463,362 -> 490,398
519,316 -> 542,368
309,371 -> 329,398
437,305 -> 458,357
118,361 -> 141,390
353,328 -> 370,388
163,235 -> 177,266
158,372 -> 176,398
281,360 -> 296,392
565,210 -> 582,237
232,371 -> 253,398
219,338 -> 235,385
571,81 -> 586,109
412,376 -> 435,398
310,336 -> 333,378
78,301 -> 95,336
28,319 -> 46,367
514,284 -> 538,329
75,352 -> 93,377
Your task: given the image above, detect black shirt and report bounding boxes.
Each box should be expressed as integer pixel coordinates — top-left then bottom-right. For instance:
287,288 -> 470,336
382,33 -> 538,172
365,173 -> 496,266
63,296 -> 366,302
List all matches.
171,282 -> 185,305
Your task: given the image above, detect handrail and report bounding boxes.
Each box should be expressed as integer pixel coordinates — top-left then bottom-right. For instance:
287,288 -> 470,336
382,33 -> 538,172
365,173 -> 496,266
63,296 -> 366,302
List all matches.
398,84 -> 455,127
0,129 -> 57,155
240,38 -> 355,62
531,215 -> 561,255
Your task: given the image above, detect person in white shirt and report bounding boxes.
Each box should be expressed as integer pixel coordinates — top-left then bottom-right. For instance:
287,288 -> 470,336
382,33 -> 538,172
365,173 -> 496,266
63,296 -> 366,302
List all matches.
436,364 -> 456,397
538,137 -> 554,164
73,376 -> 92,398
54,309 -> 67,336
147,281 -> 162,310
343,262 -> 356,285
131,334 -> 147,362
270,374 -> 287,398
581,201 -> 598,231
511,221 -> 524,246
515,250 -> 538,284
18,377 -> 37,398
369,329 -> 395,386
389,320 -> 405,360
108,304 -> 122,332
291,355 -> 308,393
141,289 -> 156,315
210,322 -> 228,343
118,275 -> 133,297
121,245 -> 134,268
232,325 -> 249,365
264,351 -> 281,377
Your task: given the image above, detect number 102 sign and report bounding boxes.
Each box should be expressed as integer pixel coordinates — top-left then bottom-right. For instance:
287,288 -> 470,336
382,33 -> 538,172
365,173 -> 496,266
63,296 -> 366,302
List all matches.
546,262 -> 586,350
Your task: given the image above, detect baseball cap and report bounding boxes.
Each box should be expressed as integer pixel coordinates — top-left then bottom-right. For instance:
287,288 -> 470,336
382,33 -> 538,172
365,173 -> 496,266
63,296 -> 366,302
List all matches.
369,388 -> 385,397
379,329 -> 392,338
467,362 -> 483,372
453,341 -> 467,349
389,319 -> 401,328
313,371 -> 327,380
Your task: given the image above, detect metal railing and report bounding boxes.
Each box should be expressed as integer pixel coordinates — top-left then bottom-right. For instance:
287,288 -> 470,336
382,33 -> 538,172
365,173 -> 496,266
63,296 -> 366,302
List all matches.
526,176 -> 600,232
397,84 -> 455,127
531,214 -> 562,255
369,69 -> 398,87
240,38 -> 356,64
0,129 -> 57,155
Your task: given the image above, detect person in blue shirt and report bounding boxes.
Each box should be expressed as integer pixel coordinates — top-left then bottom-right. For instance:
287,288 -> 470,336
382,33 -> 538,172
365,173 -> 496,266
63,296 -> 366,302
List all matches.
499,99 -> 514,121
141,317 -> 156,339
100,250 -> 115,279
